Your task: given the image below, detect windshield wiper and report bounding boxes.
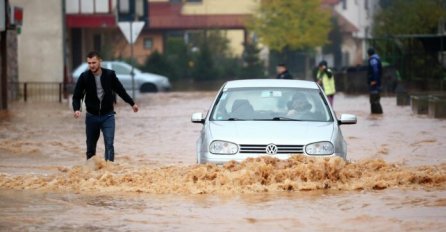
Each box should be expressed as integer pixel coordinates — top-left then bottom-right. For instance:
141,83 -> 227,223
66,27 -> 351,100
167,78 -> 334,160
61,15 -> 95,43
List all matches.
227,118 -> 246,121
272,117 -> 302,121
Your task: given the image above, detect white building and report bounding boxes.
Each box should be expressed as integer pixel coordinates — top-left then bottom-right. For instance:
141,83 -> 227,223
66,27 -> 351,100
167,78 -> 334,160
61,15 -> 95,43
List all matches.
317,0 -> 380,68
9,0 -> 64,83
334,0 -> 381,66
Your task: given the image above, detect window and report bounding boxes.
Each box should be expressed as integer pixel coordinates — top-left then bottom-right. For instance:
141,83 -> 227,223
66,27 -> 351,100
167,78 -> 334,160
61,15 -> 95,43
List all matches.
342,52 -> 350,67
67,0 -> 111,14
118,0 -> 130,13
95,0 -> 109,13
143,38 -> 153,50
342,0 -> 347,10
80,0 -> 94,13
210,88 -> 332,122
112,63 -> 131,75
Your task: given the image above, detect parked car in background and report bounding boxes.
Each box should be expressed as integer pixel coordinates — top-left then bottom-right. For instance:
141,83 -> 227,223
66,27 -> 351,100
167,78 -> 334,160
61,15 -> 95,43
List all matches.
71,61 -> 171,93
191,79 -> 357,164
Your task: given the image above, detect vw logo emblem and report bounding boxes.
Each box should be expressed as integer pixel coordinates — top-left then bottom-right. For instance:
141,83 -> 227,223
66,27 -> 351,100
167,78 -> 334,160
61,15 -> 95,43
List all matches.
265,144 -> 278,155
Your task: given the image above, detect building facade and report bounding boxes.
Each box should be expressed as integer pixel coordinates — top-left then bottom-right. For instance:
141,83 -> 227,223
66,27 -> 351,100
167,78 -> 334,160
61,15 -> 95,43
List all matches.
314,0 -> 381,69
333,0 -> 381,66
65,0 -> 256,73
9,0 -> 382,84
9,0 -> 64,83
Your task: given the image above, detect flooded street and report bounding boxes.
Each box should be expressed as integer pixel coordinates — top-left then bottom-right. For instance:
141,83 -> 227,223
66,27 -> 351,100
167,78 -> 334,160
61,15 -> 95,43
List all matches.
1,92 -> 446,231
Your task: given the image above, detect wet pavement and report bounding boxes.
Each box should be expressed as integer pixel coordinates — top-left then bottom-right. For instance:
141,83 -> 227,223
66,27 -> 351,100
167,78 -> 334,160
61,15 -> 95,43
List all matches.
0,92 -> 445,231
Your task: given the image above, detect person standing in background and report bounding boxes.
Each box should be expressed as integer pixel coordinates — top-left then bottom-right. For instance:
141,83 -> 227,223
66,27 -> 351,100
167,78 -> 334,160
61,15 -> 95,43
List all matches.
275,63 -> 293,79
367,48 -> 383,114
72,51 -> 139,162
316,60 -> 336,106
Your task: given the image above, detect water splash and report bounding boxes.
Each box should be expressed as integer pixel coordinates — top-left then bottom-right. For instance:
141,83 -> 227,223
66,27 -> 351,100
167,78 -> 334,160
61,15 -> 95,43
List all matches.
1,155 -> 445,194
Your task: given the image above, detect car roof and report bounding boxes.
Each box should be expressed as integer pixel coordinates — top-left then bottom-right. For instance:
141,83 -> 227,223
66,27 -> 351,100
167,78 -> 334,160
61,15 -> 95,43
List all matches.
72,61 -> 131,76
223,79 -> 320,89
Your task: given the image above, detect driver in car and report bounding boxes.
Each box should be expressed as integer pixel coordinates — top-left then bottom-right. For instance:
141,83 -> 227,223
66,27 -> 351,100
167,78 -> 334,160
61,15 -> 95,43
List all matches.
286,93 -> 312,119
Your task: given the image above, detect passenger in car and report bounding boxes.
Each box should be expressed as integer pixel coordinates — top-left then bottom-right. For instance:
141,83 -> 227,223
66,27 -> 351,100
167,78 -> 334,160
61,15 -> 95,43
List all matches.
231,99 -> 254,119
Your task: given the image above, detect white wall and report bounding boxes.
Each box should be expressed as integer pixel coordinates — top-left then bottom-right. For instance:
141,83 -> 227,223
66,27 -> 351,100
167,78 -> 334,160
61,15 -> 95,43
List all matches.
334,0 -> 380,39
10,0 -> 64,82
334,0 -> 381,63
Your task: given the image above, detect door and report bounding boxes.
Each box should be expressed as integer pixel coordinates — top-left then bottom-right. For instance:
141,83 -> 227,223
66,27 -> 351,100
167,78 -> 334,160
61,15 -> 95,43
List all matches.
110,62 -> 133,90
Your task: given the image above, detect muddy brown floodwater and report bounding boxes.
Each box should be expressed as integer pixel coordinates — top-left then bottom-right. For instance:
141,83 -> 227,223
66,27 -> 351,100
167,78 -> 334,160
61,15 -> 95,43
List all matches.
1,92 -> 446,231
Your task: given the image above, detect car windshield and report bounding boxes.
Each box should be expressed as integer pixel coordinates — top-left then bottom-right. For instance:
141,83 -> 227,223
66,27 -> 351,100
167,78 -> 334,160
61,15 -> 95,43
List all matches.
210,87 -> 333,122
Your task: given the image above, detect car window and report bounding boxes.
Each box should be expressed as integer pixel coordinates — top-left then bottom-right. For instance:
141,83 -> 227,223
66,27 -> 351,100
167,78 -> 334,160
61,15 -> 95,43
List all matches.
210,87 -> 333,122
112,63 -> 131,75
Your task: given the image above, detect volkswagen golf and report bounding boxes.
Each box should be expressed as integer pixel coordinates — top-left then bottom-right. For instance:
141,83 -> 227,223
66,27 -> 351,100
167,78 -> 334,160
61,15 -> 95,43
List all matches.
191,79 -> 357,164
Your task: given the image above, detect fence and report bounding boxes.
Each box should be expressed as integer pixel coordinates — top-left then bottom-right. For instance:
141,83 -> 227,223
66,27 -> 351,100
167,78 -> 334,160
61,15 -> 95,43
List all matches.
8,82 -> 64,103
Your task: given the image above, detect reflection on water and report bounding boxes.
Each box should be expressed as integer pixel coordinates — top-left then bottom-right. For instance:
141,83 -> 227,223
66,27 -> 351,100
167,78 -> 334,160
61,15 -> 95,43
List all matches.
1,188 -> 446,231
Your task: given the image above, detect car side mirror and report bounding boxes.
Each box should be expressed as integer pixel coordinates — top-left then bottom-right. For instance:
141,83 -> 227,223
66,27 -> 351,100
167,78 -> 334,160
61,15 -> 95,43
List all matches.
338,114 -> 357,125
191,112 -> 205,124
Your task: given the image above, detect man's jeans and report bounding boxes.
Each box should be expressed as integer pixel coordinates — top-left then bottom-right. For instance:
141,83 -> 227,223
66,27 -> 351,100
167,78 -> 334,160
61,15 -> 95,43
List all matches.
85,113 -> 115,161
369,92 -> 383,114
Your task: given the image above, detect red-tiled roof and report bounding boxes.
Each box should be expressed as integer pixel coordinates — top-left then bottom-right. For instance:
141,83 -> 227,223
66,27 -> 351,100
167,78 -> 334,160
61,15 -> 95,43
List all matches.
66,2 -> 249,29
322,0 -> 340,5
150,14 -> 249,30
66,2 -> 349,31
150,2 -> 182,16
333,10 -> 358,33
149,2 -> 249,30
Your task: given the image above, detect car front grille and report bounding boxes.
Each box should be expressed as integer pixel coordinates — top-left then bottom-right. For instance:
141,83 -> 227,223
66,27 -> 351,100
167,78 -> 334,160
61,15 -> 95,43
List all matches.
239,144 -> 304,154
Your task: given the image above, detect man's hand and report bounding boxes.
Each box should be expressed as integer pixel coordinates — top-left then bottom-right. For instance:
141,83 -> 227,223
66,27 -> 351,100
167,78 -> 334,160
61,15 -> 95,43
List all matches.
132,104 -> 139,113
74,111 -> 81,119
370,81 -> 377,86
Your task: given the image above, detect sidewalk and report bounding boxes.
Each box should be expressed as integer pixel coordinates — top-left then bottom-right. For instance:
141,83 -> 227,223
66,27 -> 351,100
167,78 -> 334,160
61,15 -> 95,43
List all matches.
333,93 -> 446,166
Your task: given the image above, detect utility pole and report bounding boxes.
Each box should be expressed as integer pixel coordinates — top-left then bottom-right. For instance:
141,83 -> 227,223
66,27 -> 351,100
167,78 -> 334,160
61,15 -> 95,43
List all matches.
130,22 -> 135,99
1,0 -> 22,110
116,0 -> 148,100
0,0 -> 7,110
1,30 -> 6,110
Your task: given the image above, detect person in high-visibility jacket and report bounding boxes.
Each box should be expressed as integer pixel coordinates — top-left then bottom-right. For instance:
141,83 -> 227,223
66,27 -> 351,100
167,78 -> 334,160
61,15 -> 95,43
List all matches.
316,60 -> 336,106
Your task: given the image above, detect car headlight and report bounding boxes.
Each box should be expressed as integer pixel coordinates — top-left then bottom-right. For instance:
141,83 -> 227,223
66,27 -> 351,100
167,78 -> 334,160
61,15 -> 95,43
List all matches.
305,141 -> 334,155
209,140 -> 238,155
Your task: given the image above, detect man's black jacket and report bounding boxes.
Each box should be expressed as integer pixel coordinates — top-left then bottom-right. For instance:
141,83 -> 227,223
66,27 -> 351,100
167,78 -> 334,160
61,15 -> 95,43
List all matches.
276,70 -> 293,79
72,68 -> 135,115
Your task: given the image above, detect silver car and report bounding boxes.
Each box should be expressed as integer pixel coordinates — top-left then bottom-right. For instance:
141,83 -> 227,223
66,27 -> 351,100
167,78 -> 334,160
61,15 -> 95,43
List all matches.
191,79 -> 357,164
72,61 -> 171,93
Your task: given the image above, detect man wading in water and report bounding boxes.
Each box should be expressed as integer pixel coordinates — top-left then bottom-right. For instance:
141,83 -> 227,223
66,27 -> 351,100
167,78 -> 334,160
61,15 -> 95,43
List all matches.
72,51 -> 139,162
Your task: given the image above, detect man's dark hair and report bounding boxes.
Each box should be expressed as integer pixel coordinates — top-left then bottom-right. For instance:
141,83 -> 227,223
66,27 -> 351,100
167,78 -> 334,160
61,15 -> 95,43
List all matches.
318,60 -> 328,67
87,50 -> 101,59
277,63 -> 287,68
367,48 -> 375,56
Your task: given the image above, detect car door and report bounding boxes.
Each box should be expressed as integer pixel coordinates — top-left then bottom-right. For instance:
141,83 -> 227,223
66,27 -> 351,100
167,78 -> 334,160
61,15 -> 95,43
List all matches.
110,62 -> 133,90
